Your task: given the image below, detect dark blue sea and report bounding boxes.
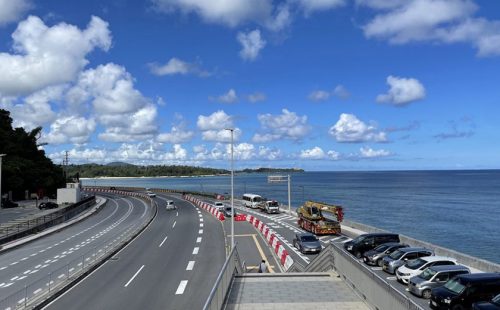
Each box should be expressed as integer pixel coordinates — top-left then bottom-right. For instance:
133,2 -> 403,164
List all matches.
82,170 -> 500,264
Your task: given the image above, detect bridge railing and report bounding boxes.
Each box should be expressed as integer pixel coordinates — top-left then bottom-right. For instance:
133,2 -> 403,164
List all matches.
203,246 -> 243,310
0,196 -> 96,246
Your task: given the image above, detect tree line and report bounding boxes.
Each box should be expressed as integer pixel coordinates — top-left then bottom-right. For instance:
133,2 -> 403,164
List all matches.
0,109 -> 65,200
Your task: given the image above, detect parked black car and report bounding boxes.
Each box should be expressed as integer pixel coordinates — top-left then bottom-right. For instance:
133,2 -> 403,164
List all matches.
473,293 -> 500,310
293,232 -> 322,254
344,233 -> 400,258
363,242 -> 409,266
1,199 -> 19,208
430,273 -> 500,310
39,202 -> 58,210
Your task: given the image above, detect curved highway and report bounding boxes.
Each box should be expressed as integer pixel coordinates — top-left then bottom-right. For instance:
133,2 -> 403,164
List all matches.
0,194 -> 152,307
44,193 -> 226,310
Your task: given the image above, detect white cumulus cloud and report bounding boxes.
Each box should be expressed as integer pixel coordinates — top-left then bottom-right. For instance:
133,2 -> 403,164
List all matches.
148,57 -> 210,77
361,0 -> 500,57
298,0 -> 346,15
237,29 -> 266,61
308,90 -> 331,102
376,75 -> 426,106
43,116 -> 96,145
359,146 -> 391,158
300,147 -> 326,159
0,15 -> 111,97
0,0 -> 31,26
157,117 -> 194,144
329,113 -> 387,143
253,109 -> 310,143
247,92 -> 266,103
211,89 -> 238,104
197,110 -> 241,142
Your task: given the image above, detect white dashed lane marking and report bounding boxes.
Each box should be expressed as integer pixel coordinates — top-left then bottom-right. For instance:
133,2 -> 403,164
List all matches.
192,247 -> 199,255
124,265 -> 145,288
186,261 -> 195,271
172,221 -> 176,228
175,280 -> 188,295
196,237 -> 202,243
159,235 -> 168,247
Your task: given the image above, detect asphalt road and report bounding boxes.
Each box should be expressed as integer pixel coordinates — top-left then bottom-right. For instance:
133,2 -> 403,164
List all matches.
44,193 -> 226,310
0,194 -> 152,307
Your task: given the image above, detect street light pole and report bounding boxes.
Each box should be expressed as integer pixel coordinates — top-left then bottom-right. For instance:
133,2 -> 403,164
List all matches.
225,128 -> 235,252
0,154 -> 6,209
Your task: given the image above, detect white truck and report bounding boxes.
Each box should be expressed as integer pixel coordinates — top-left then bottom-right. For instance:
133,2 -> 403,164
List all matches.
258,200 -> 280,214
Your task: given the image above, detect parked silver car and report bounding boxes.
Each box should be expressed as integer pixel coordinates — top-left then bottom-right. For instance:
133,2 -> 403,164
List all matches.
363,242 -> 409,267
382,247 -> 433,274
408,265 -> 470,299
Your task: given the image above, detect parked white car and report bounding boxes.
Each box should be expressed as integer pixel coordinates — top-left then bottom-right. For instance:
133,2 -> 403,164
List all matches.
396,256 -> 457,284
214,201 -> 224,211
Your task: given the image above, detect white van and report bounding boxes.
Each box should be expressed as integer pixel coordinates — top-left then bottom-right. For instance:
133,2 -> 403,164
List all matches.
242,194 -> 262,209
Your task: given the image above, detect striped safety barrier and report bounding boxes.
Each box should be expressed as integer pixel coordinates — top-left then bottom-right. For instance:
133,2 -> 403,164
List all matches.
182,195 -> 225,221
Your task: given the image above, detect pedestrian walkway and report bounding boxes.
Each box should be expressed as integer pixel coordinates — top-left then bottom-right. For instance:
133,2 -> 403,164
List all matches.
225,273 -> 370,310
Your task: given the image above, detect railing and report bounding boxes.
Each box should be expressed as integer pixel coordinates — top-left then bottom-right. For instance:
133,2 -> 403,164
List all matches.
203,246 -> 243,310
0,196 -> 157,309
329,241 -> 425,310
0,197 -> 96,245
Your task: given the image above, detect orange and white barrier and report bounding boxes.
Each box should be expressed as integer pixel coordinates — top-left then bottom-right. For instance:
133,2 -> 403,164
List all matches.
246,214 -> 294,271
182,195 -> 225,221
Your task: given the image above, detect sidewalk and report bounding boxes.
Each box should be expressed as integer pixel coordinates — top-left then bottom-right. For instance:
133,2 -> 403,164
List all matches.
225,273 -> 370,310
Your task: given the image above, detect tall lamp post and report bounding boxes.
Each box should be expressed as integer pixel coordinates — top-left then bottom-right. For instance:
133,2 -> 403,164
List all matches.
226,128 -> 234,251
225,128 -> 235,252
0,154 -> 6,209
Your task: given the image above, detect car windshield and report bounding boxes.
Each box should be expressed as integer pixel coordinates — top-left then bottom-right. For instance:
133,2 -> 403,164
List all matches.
406,258 -> 426,269
269,201 -> 279,207
225,207 -> 232,212
353,235 -> 366,243
492,294 -> 500,305
418,268 -> 437,280
389,249 -> 404,260
301,235 -> 318,242
253,197 -> 262,202
373,244 -> 389,253
443,278 -> 465,295
215,202 -> 223,206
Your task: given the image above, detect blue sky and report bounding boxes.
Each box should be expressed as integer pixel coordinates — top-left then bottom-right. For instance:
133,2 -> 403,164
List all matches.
1,0 -> 499,171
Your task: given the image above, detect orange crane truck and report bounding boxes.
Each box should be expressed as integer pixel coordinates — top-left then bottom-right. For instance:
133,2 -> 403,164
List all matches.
296,201 -> 344,235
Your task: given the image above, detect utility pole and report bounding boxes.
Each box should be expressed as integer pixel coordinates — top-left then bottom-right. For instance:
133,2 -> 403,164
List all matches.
0,154 -> 6,209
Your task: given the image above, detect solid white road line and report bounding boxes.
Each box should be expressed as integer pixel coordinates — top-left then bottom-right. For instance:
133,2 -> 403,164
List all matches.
175,280 -> 188,295
192,247 -> 199,255
172,221 -> 176,228
124,265 -> 145,287
159,235 -> 168,247
186,261 -> 195,271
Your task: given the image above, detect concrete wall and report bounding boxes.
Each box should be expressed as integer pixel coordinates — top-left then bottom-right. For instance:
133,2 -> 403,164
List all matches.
57,188 -> 81,204
343,220 -> 500,273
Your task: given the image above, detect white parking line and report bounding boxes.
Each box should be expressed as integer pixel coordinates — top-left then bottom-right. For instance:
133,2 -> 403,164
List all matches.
186,261 -> 195,271
192,247 -> 199,255
175,280 -> 188,295
124,265 -> 145,287
159,235 -> 168,247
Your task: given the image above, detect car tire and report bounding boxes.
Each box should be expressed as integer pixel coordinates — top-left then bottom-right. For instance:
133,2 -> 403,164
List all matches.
377,259 -> 383,267
422,289 -> 432,299
355,251 -> 362,259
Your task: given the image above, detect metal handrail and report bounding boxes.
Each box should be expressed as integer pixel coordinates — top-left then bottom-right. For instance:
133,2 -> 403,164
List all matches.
203,245 -> 243,310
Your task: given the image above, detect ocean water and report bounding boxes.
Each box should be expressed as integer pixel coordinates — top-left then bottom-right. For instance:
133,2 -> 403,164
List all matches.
82,170 -> 500,264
